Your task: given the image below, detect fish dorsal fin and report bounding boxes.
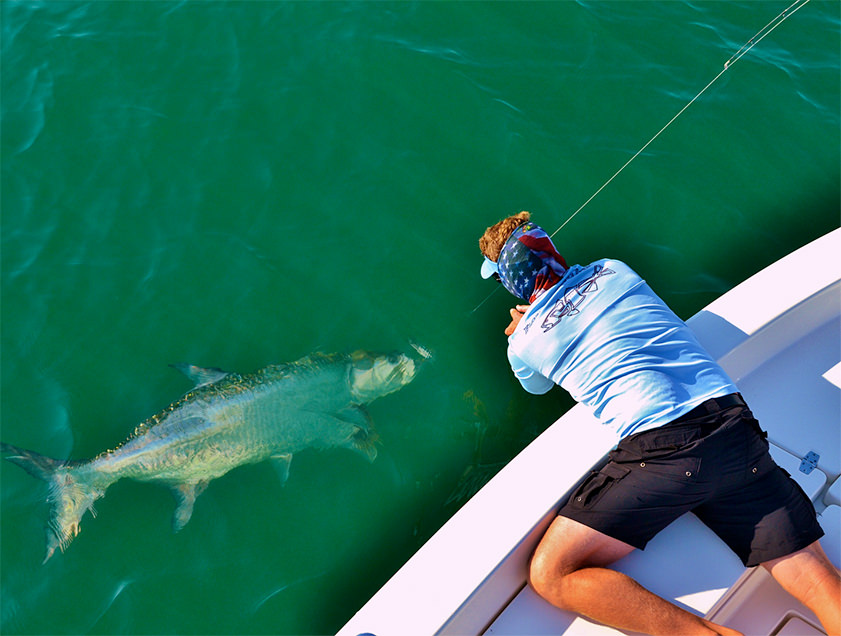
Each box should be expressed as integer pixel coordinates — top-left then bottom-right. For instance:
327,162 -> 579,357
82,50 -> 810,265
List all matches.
170,363 -> 229,388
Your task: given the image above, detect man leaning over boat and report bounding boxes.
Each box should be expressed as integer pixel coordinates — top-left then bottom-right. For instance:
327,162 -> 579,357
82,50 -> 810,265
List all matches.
478,212 -> 840,636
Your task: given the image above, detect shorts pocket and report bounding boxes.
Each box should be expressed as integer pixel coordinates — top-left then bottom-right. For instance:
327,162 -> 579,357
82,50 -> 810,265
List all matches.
639,455 -> 703,483
570,463 -> 631,509
615,426 -> 703,463
744,421 -> 777,480
636,430 -> 702,458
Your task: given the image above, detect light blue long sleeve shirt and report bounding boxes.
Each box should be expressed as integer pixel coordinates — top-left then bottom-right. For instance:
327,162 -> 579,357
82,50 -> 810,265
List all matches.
507,259 -> 738,439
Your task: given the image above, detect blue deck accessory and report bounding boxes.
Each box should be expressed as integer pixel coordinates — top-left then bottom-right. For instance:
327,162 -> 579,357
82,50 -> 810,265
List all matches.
799,451 -> 820,475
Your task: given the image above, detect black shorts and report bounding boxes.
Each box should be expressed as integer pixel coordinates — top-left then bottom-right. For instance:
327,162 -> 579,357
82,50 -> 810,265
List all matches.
558,394 -> 824,567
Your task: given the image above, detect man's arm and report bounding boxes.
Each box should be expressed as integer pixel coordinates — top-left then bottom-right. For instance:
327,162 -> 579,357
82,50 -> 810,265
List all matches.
507,348 -> 554,395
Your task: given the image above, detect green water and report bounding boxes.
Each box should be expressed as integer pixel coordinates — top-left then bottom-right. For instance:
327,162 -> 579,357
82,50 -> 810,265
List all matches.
1,1 -> 838,633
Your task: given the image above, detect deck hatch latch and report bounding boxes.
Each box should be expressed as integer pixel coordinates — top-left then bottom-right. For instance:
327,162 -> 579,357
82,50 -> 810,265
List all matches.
799,451 -> 820,475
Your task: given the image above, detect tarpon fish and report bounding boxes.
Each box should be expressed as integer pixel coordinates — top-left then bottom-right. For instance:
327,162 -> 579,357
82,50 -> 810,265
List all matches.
2,346 -> 430,562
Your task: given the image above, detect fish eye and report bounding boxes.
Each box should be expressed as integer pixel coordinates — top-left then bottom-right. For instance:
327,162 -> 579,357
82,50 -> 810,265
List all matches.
387,353 -> 400,364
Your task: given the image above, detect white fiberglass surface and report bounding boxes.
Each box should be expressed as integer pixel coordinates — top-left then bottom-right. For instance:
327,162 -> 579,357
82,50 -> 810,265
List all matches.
737,316 -> 841,479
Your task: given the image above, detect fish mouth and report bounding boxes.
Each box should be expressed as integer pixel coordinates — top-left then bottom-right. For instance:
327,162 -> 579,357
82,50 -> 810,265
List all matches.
409,341 -> 434,362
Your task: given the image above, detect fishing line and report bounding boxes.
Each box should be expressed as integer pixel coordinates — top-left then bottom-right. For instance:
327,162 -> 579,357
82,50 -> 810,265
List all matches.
471,0 -> 810,315
548,0 -> 810,239
470,282 -> 501,314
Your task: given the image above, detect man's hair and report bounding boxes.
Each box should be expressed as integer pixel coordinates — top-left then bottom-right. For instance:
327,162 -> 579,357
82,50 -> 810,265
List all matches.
479,211 -> 530,262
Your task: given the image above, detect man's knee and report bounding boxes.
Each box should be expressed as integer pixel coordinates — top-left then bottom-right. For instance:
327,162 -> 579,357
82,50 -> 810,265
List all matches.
529,516 -> 636,605
529,549 -> 573,608
762,541 -> 840,607
529,536 -> 591,610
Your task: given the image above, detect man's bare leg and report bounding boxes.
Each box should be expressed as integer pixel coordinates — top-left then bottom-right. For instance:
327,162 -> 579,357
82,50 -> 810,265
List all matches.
530,516 -> 742,636
763,541 -> 841,635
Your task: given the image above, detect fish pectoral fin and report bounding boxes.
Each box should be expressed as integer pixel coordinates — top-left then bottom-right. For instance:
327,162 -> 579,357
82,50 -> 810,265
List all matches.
334,406 -> 378,463
171,481 -> 207,532
332,405 -> 373,428
170,363 -> 229,388
270,453 -> 293,486
299,407 -> 379,462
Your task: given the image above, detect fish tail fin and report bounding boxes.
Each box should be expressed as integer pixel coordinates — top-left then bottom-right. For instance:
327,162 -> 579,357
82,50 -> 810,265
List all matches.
1,442 -> 63,479
2,443 -> 102,563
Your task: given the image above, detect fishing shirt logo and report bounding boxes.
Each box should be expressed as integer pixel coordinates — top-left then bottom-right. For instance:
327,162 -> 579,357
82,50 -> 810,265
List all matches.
540,264 -> 615,332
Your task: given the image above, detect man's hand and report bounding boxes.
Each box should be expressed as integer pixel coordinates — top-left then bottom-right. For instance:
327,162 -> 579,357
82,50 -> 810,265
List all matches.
505,305 -> 531,336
